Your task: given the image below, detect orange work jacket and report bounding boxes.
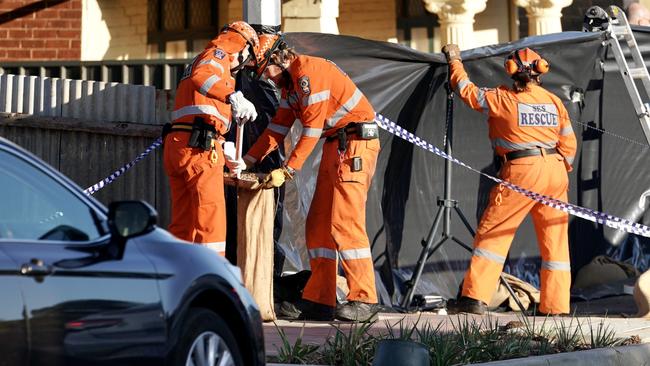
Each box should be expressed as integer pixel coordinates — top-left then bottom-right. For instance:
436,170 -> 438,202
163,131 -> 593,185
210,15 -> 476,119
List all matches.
172,35 -> 237,135
244,55 -> 375,170
449,60 -> 577,170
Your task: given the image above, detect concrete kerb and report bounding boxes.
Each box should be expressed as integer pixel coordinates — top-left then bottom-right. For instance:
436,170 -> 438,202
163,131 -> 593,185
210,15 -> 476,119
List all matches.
476,343 -> 650,366
267,343 -> 650,366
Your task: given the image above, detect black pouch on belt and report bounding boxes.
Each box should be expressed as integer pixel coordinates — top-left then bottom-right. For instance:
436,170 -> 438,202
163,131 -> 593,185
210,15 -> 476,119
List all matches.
188,117 -> 216,151
492,154 -> 502,172
161,123 -> 172,146
337,127 -> 348,153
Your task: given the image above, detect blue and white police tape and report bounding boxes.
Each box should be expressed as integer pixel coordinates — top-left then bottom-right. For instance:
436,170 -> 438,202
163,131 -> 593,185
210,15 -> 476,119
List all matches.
84,137 -> 163,195
373,112 -> 650,238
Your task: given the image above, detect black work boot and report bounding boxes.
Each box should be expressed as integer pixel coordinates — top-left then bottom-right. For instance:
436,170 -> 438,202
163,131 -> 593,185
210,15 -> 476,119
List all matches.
335,301 -> 380,322
446,296 -> 488,315
278,299 -> 335,321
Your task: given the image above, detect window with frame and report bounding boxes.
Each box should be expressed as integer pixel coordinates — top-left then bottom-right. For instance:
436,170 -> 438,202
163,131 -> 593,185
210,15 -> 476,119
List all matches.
396,0 -> 440,53
147,0 -> 219,59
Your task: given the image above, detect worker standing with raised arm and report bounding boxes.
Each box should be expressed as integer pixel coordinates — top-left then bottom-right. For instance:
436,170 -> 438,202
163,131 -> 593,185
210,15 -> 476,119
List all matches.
442,44 -> 577,315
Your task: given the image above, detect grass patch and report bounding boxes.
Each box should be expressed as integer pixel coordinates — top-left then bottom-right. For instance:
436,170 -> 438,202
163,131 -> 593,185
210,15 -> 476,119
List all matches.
270,313 -> 639,365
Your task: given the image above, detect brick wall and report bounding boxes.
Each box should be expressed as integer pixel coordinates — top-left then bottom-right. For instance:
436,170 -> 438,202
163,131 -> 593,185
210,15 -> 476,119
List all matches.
0,0 -> 82,60
338,0 -> 396,41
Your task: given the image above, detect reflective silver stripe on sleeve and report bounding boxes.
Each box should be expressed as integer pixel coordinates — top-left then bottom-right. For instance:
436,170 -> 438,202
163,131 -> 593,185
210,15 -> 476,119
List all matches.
199,75 -> 221,96
171,104 -> 230,126
473,247 -> 506,264
339,248 -> 372,260
205,241 -> 226,253
243,154 -> 257,164
279,98 -> 290,109
198,59 -> 225,74
303,90 -> 331,106
565,155 -> 575,165
542,260 -> 571,271
559,125 -> 574,136
457,79 -> 471,93
325,88 -> 363,128
309,248 -> 337,260
477,88 -> 488,111
302,127 -> 323,137
491,138 -> 558,151
268,123 -> 290,135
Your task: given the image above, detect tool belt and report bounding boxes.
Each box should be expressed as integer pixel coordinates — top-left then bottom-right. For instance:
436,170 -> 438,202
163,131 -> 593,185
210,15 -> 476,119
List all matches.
325,122 -> 379,152
161,117 -> 218,151
502,147 -> 557,162
494,147 -> 557,170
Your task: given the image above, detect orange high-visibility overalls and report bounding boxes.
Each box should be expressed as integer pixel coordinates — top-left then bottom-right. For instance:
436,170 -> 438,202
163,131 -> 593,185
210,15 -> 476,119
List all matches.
163,35 -> 238,256
450,60 -> 577,314
245,55 -> 380,307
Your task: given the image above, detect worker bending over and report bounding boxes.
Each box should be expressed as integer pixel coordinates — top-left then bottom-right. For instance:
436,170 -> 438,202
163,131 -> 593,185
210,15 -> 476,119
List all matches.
231,40 -> 381,322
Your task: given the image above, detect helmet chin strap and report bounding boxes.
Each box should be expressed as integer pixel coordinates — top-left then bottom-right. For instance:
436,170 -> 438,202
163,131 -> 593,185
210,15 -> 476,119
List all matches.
230,48 -> 252,73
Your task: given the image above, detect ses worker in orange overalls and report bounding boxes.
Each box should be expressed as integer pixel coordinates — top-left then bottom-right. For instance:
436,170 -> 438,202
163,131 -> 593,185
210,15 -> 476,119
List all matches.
442,44 -> 577,315
162,21 -> 259,256
240,42 -> 381,322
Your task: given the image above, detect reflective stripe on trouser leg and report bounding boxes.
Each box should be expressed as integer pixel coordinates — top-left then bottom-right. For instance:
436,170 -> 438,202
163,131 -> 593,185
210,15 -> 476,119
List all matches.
303,158 -> 338,307
531,157 -> 571,314
331,138 -> 379,303
462,158 -> 542,304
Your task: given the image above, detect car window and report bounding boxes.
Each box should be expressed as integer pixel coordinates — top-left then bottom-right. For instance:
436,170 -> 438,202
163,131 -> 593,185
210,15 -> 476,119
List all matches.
0,149 -> 103,242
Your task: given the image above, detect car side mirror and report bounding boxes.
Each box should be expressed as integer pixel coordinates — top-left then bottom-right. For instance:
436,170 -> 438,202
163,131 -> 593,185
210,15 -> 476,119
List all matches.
108,201 -> 157,239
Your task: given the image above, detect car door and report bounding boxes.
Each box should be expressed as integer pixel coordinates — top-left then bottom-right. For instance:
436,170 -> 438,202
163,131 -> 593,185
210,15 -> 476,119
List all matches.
0,144 -> 166,365
0,246 -> 27,366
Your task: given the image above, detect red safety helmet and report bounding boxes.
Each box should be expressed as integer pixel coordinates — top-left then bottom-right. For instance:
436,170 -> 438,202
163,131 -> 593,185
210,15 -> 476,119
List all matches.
254,33 -> 286,76
220,21 -> 260,59
504,48 -> 550,76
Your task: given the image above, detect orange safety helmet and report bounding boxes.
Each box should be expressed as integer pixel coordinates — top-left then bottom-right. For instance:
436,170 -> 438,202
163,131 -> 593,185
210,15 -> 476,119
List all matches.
219,21 -> 260,58
254,33 -> 286,76
504,48 -> 549,76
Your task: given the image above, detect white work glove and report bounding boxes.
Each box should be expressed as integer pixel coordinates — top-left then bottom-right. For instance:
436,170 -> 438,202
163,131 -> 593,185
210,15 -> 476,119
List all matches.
228,91 -> 258,126
225,156 -> 247,175
223,141 -> 247,176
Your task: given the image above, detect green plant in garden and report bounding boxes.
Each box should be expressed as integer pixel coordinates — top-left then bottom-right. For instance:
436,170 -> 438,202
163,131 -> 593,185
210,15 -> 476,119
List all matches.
581,317 -> 623,349
319,320 -> 379,366
382,314 -> 420,341
416,323 -> 460,366
552,317 -> 584,352
271,312 -> 632,365
273,322 -> 320,364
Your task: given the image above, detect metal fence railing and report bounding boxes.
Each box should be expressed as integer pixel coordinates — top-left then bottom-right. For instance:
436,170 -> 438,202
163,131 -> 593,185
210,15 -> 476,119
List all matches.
0,59 -> 191,91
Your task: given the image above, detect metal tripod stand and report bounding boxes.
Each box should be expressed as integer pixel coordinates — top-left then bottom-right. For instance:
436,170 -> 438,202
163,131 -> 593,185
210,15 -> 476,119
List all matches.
400,72 -> 527,313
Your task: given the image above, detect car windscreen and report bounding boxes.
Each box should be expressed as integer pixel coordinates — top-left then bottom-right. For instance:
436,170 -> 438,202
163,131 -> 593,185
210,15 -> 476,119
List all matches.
0,149 -> 103,242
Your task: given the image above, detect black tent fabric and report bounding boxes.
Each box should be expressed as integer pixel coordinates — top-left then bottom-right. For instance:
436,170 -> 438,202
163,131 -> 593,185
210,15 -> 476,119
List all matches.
272,30 -> 650,306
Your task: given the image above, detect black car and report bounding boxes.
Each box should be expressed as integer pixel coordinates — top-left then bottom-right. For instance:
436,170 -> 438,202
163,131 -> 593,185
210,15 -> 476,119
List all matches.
0,136 -> 265,366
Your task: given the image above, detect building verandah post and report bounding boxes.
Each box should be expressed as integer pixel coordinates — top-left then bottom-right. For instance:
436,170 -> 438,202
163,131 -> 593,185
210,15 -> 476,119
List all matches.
423,0 -> 488,50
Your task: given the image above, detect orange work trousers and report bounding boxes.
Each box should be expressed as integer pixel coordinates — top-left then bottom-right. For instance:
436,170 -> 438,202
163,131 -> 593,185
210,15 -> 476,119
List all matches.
462,152 -> 571,314
302,137 -> 380,307
163,131 -> 227,256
